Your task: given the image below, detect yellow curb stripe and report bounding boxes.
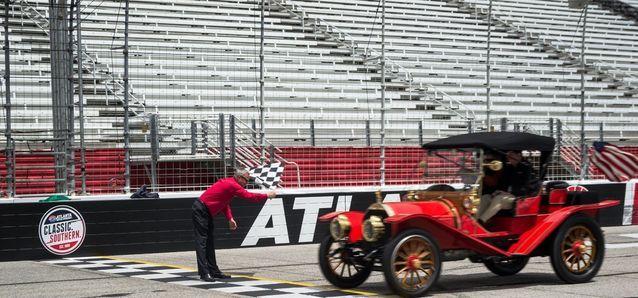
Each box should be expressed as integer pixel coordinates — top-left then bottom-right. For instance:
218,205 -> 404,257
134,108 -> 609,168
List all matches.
101,256 -> 378,296
341,289 -> 379,296
231,274 -> 315,287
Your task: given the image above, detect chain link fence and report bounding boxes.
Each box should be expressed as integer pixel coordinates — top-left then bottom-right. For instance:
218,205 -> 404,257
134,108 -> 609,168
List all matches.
1,0 -> 635,197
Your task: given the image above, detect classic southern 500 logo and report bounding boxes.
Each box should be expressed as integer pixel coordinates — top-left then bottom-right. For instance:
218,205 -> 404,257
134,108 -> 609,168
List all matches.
39,205 -> 86,255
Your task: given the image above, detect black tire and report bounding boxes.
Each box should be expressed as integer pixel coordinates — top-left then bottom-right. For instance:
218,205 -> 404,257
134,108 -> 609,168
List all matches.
382,229 -> 442,297
318,236 -> 372,289
550,214 -> 605,283
484,257 -> 529,276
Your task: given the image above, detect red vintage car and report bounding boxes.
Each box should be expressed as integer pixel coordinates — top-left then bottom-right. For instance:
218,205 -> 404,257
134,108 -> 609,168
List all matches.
318,132 -> 619,297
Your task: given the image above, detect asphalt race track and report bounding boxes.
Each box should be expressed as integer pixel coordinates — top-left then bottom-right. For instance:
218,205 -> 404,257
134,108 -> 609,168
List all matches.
2,225 -> 638,297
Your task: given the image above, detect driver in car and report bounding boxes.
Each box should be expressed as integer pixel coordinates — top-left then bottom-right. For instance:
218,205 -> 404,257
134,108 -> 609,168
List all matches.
477,151 -> 535,224
502,150 -> 536,197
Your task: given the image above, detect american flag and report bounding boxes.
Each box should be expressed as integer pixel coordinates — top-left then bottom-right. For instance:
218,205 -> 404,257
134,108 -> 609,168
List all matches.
590,141 -> 638,182
248,162 -> 285,189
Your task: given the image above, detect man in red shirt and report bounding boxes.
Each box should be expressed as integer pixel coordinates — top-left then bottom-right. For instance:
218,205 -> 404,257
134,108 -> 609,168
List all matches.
192,168 -> 276,282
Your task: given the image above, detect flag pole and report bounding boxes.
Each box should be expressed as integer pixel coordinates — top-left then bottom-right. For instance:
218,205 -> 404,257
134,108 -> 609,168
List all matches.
486,0 -> 493,131
569,0 -> 590,180
579,4 -> 588,180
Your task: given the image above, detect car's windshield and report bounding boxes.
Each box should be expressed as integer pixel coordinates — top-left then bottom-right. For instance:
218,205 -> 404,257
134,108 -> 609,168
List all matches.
420,148 -> 481,187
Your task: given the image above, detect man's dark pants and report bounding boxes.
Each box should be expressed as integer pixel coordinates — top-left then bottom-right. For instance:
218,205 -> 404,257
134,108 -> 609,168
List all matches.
192,199 -> 221,277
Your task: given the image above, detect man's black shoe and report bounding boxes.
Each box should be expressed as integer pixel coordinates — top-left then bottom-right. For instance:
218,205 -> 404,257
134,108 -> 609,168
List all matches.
212,272 -> 231,279
200,274 -> 216,282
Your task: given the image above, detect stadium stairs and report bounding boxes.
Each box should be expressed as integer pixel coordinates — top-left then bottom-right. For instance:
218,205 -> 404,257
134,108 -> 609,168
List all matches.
454,0 -> 638,98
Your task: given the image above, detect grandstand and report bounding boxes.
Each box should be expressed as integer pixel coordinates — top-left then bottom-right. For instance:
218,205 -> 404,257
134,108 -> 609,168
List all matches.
1,0 -> 638,196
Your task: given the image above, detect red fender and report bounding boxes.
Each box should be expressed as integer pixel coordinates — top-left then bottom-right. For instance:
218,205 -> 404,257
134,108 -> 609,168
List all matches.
319,211 -> 344,222
508,200 -> 619,255
385,214 -> 511,257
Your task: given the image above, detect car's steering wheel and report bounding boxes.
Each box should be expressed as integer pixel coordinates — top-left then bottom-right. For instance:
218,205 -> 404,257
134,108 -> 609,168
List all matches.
425,184 -> 456,192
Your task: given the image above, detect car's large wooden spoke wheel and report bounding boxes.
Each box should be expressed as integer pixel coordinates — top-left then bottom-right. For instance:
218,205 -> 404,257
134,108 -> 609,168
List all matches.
561,225 -> 597,274
318,236 -> 372,288
327,241 -> 366,278
392,236 -> 436,290
550,215 -> 605,284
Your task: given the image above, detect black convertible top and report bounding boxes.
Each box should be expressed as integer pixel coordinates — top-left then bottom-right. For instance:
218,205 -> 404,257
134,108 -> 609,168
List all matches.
422,132 -> 555,153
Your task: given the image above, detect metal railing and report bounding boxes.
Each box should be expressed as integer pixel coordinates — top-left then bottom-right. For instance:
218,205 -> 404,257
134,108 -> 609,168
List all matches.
420,83 -> 477,120
200,114 -> 301,188
1,114 -> 624,197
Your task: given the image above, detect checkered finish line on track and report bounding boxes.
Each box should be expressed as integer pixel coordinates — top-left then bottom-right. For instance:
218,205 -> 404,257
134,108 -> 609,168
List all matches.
42,257 -> 368,297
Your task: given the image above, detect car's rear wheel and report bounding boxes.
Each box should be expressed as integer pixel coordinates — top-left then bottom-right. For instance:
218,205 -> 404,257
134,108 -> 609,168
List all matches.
318,236 -> 372,288
550,215 -> 604,283
382,229 -> 442,297
484,257 -> 529,276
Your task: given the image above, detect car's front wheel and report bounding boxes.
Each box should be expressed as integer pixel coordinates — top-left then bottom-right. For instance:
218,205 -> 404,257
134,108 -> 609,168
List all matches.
318,235 -> 372,288
550,214 -> 605,283
382,229 -> 442,297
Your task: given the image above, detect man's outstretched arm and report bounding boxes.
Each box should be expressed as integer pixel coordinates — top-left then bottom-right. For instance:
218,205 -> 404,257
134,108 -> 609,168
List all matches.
234,187 -> 276,202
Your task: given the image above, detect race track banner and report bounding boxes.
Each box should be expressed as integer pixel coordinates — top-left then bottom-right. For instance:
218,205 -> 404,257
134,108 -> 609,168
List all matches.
0,191 -> 395,261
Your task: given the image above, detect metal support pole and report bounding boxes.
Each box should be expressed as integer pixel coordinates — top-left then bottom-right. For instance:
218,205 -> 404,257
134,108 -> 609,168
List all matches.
556,120 -> 563,161
269,145 -> 275,163
75,0 -> 86,194
380,0 -> 386,186
229,115 -> 236,167
259,0 -> 266,162
123,0 -> 131,193
467,120 -> 473,133
67,0 -> 76,195
599,122 -> 603,141
50,0 -> 72,194
365,120 -> 371,147
149,114 -> 159,192
202,121 -> 208,149
500,118 -> 507,131
418,121 -> 423,145
251,119 -> 257,144
3,0 -> 14,197
191,121 -> 197,155
486,0 -> 493,131
218,114 -> 226,176
549,118 -> 554,139
579,5 -> 588,180
310,119 -> 315,147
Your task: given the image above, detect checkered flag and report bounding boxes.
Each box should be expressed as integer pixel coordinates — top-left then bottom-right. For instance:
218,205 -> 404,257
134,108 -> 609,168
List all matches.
248,162 -> 285,189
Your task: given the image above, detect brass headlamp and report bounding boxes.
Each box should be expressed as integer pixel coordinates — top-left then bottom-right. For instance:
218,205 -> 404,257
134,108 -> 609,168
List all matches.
362,215 -> 385,242
330,215 -> 351,240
